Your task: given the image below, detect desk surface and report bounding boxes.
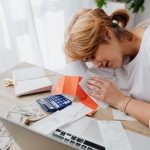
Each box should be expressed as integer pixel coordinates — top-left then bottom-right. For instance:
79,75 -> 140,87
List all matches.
0,62 -> 150,150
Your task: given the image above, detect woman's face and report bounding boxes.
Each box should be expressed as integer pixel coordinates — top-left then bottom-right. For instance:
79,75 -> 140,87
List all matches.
93,33 -> 124,69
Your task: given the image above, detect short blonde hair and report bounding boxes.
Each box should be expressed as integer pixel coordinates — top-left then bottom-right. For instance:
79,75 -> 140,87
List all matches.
65,8 -> 132,61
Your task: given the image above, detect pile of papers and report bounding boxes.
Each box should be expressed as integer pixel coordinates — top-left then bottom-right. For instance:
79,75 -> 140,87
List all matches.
30,102 -> 92,135
12,67 -> 52,96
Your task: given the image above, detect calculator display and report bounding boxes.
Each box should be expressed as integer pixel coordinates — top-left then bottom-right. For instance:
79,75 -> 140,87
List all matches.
36,94 -> 72,112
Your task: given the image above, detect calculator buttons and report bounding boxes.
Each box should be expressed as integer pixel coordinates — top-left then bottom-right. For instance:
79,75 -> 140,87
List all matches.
36,94 -> 72,112
50,101 -> 59,108
44,100 -> 54,109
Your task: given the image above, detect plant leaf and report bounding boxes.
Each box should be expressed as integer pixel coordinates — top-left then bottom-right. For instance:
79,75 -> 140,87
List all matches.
95,0 -> 106,8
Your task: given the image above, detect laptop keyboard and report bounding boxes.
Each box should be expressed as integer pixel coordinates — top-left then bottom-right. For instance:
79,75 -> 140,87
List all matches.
52,129 -> 105,150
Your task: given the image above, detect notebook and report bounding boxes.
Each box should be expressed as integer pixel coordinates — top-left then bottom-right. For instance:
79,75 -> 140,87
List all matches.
12,67 -> 52,96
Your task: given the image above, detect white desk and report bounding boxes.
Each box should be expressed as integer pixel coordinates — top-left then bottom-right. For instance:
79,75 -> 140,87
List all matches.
0,62 -> 150,150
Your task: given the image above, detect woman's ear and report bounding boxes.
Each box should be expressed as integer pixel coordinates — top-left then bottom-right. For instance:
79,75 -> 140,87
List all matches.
103,28 -> 112,41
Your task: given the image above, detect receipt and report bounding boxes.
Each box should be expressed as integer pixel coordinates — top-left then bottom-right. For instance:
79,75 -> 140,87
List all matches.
30,102 -> 92,135
98,121 -> 132,150
112,110 -> 137,121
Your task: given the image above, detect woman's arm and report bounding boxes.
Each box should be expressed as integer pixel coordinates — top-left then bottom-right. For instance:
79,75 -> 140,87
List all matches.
125,98 -> 150,126
87,77 -> 150,127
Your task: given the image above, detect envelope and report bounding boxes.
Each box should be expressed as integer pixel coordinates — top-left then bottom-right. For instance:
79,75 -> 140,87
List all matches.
80,96 -> 98,116
53,76 -> 99,114
54,76 -> 86,98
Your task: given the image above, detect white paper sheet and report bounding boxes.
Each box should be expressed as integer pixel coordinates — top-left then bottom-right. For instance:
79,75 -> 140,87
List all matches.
56,61 -> 88,76
88,67 -> 116,81
112,109 -> 137,121
15,77 -> 52,96
12,67 -> 46,81
30,102 -> 92,135
98,121 -> 133,150
79,70 -> 108,108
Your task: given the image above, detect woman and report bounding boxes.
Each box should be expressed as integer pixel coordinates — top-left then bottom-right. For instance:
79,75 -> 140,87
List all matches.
64,8 -> 150,127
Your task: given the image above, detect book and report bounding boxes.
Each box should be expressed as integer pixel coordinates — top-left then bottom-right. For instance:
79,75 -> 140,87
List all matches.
12,67 -> 52,96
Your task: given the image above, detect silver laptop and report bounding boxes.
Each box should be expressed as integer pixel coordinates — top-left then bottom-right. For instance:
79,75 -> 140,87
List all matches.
0,116 -> 105,150
1,116 -> 150,150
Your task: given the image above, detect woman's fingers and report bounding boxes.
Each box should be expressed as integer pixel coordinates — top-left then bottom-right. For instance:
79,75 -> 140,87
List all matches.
87,78 -> 101,85
87,77 -> 113,101
87,77 -> 105,94
87,83 -> 101,94
88,92 -> 103,100
87,77 -> 104,88
90,77 -> 108,85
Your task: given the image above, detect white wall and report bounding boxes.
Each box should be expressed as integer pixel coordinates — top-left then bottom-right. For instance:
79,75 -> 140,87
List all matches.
134,0 -> 150,25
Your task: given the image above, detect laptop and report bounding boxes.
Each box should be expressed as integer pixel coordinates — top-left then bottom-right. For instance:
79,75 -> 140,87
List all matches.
0,116 -> 105,150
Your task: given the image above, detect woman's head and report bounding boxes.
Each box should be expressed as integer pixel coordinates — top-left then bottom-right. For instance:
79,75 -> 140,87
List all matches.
65,8 -> 132,68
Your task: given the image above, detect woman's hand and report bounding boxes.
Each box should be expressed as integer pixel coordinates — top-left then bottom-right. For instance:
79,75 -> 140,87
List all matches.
87,77 -> 126,109
87,78 -> 150,127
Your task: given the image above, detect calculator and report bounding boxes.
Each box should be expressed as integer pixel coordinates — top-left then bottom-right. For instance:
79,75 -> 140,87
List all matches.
36,94 -> 72,112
